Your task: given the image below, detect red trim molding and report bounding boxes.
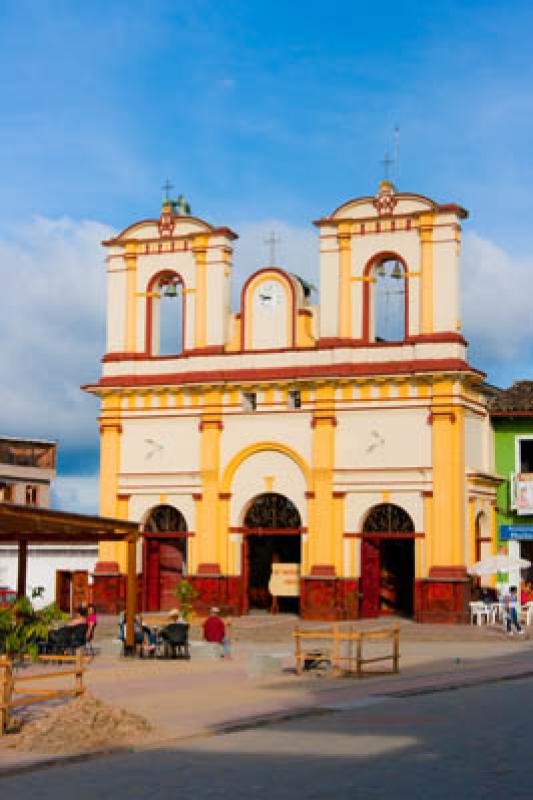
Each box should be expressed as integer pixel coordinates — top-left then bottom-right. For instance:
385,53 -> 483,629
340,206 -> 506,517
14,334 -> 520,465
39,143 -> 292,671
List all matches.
197,563 -> 221,576
310,564 -> 336,577
199,420 -> 224,432
427,411 -> 456,424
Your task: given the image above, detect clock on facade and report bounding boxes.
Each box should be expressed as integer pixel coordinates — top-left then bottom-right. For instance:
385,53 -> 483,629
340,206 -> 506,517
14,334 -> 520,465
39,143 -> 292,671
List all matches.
256,281 -> 284,310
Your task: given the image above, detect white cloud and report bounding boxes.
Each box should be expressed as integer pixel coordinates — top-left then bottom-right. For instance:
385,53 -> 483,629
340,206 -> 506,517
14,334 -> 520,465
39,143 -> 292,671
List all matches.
462,232 -> 533,364
52,475 -> 100,515
0,216 -> 112,448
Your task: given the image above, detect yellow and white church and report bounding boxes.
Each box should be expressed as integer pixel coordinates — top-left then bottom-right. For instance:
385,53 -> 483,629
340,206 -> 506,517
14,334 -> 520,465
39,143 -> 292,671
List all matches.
84,181 -> 500,622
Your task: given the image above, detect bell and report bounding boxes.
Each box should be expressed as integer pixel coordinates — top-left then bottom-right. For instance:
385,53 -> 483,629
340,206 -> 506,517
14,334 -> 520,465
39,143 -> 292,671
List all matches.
163,281 -> 177,298
390,261 -> 403,280
375,262 -> 386,277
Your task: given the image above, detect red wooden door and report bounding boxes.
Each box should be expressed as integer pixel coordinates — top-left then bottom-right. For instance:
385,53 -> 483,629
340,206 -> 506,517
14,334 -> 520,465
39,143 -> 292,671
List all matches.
146,539 -> 160,612
159,540 -> 184,611
55,570 -> 71,613
360,538 -> 381,618
72,571 -> 89,611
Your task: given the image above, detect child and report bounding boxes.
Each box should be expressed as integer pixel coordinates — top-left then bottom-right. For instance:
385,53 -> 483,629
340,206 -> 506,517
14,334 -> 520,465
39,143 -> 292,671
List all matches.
506,586 -> 524,635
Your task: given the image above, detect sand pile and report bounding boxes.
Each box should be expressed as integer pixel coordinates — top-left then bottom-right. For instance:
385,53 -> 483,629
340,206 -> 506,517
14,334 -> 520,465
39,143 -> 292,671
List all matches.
6,693 -> 152,754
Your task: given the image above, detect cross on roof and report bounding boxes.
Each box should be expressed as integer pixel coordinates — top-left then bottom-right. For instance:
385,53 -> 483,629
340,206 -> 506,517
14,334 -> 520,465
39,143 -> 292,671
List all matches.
264,231 -> 281,265
380,152 -> 394,181
162,179 -> 174,200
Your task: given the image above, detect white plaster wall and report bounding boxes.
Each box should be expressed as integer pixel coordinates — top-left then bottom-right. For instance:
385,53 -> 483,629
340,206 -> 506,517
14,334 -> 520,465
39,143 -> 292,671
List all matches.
106,266 -> 126,351
205,264 -> 229,347
121,417 -> 199,474
336,408 -> 431,470
432,232 -> 459,333
220,413 -> 312,475
465,413 -> 485,472
229,450 -> 307,527
318,233 -> 339,339
0,547 -> 98,609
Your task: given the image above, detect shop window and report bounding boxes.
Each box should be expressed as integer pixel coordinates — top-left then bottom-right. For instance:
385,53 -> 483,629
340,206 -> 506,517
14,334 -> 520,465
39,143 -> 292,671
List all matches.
242,392 -> 257,412
288,390 -> 301,409
518,438 -> 533,475
0,482 -> 14,502
25,485 -> 39,505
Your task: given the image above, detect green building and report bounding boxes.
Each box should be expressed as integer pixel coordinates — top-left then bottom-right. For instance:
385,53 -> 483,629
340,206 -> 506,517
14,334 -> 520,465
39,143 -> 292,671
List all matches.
490,381 -> 533,587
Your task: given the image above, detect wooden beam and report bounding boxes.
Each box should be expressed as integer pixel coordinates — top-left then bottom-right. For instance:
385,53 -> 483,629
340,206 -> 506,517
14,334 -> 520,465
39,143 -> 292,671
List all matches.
17,540 -> 28,599
125,537 -> 137,654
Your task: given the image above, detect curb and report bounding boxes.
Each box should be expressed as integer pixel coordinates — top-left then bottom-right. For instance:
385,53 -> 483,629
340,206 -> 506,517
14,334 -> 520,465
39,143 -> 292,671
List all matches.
3,664 -> 533,779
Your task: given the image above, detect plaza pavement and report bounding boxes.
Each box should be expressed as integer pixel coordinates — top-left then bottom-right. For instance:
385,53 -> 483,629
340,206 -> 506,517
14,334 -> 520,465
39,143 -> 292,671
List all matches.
1,615 -> 533,775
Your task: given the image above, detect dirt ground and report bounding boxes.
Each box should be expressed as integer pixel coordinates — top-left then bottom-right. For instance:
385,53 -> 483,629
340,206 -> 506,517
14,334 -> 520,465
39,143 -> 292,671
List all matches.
4,693 -> 151,754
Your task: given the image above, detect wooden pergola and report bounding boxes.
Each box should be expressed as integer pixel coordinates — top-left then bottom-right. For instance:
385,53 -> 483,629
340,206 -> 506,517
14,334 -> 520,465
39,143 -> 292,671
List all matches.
0,503 -> 140,651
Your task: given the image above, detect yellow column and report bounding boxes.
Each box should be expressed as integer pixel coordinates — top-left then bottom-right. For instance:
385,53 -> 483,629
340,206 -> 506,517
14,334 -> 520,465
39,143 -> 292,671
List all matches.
98,394 -> 125,568
196,389 -> 223,571
419,213 -> 434,335
309,384 -> 336,571
422,493 -> 433,577
333,492 -> 345,576
124,243 -> 137,351
429,379 -> 465,568
337,225 -> 352,339
469,497 -> 477,564
192,234 -> 209,349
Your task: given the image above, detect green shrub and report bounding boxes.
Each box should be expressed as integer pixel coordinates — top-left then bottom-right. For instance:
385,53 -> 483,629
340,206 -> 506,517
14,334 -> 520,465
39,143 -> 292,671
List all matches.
175,580 -> 199,622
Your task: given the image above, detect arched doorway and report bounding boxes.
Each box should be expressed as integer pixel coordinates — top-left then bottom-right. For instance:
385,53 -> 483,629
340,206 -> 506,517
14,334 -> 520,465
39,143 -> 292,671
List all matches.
360,503 -> 415,618
142,505 -> 188,612
243,493 -> 302,614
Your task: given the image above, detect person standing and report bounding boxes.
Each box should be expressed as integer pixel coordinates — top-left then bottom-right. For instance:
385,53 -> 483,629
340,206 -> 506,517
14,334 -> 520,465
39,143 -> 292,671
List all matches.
506,586 -> 524,635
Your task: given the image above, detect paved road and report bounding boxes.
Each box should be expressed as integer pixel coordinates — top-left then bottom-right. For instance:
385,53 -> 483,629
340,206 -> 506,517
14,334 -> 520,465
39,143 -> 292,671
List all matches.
3,676 -> 532,799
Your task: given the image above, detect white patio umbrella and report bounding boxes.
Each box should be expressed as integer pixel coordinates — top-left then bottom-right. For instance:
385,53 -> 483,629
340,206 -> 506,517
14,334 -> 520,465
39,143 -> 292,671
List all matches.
468,554 -> 531,577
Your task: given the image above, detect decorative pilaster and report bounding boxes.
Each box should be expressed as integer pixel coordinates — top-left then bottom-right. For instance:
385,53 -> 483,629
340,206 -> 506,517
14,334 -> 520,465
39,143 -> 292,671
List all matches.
192,234 -> 209,349
124,243 -> 137,351
419,212 -> 434,335
98,393 -> 124,569
337,224 -> 352,338
195,389 -> 223,573
309,384 -> 336,573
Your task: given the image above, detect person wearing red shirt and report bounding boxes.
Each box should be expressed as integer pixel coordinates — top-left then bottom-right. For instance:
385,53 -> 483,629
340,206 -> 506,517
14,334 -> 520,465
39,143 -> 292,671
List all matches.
203,607 -> 229,657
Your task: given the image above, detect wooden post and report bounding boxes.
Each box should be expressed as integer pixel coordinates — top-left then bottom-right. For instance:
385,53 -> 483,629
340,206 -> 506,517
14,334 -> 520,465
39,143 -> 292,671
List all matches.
125,536 -> 137,655
1,660 -> 13,735
392,627 -> 400,673
356,633 -> 362,676
294,625 -> 302,675
332,623 -> 340,675
75,649 -> 84,696
17,539 -> 28,599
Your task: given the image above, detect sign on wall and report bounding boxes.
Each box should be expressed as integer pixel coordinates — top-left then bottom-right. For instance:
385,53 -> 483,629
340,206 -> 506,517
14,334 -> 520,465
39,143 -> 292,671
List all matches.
501,525 -> 533,541
269,563 -> 300,597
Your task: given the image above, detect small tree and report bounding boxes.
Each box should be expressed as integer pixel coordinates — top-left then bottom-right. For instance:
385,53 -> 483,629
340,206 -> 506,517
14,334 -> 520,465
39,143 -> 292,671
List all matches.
3,597 -> 66,660
175,580 -> 199,622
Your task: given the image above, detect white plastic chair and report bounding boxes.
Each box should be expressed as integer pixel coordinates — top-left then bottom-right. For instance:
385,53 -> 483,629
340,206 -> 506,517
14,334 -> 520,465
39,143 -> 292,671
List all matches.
470,601 -> 491,625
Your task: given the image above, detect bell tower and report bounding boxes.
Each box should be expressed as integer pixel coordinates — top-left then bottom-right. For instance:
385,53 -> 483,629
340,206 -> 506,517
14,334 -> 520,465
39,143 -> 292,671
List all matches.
103,197 -> 238,359
315,180 -> 467,349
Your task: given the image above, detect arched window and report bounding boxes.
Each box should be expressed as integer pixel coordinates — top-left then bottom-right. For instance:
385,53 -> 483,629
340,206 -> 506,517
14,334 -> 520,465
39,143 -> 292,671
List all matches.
363,503 -> 414,533
144,504 -> 187,533
148,271 -> 184,356
244,493 -> 301,529
366,257 -> 407,342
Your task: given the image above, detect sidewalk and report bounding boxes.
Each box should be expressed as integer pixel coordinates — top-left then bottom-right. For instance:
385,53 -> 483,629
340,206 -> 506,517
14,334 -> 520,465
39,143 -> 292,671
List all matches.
1,627 -> 532,775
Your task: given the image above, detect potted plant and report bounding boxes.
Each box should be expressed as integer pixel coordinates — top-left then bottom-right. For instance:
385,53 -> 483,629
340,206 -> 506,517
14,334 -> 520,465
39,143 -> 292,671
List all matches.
175,580 -> 199,622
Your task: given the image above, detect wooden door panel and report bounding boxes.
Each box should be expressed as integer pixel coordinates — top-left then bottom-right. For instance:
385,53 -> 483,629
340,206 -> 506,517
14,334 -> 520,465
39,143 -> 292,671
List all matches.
72,571 -> 89,611
360,539 -> 380,618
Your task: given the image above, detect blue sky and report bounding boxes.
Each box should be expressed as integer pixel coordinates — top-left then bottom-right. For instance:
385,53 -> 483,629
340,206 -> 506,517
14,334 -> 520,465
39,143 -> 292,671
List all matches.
1,1 -> 532,511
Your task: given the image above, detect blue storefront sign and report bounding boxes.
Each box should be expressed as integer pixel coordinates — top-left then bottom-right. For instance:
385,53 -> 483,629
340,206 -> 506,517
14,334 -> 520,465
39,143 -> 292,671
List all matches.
500,525 -> 533,541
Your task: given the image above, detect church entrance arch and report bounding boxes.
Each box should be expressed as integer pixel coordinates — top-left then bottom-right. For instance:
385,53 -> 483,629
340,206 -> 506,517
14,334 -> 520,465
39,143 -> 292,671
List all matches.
360,503 -> 415,618
242,493 -> 302,614
142,505 -> 188,612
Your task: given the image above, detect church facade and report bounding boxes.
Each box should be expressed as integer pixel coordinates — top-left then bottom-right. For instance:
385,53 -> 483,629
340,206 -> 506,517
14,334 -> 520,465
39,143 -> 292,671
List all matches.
84,181 -> 499,622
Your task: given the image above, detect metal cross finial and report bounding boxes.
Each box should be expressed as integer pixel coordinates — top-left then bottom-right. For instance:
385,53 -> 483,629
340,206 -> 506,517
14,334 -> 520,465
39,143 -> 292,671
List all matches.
162,179 -> 174,201
264,231 -> 281,266
380,152 -> 394,181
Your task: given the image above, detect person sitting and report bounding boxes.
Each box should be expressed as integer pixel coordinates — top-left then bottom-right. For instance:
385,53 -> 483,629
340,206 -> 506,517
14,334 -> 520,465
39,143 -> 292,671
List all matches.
203,607 -> 230,658
118,613 -> 156,654
159,609 -> 190,659
67,605 -> 88,626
